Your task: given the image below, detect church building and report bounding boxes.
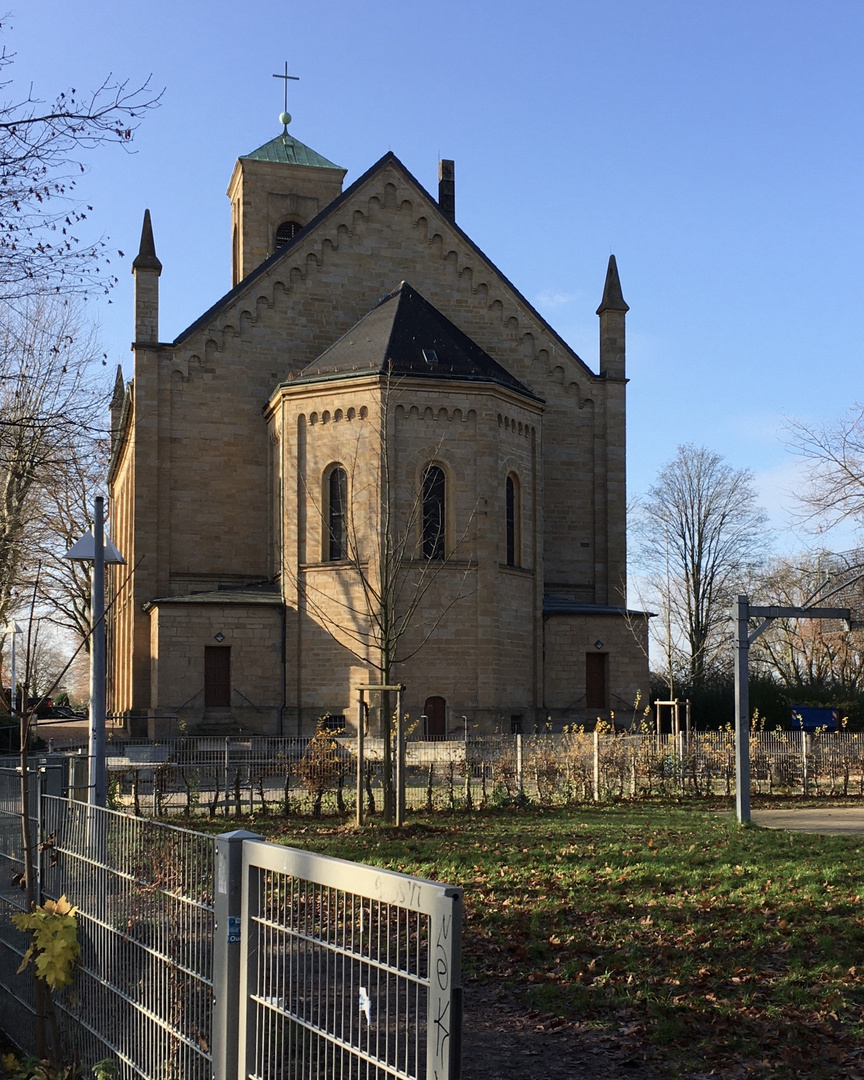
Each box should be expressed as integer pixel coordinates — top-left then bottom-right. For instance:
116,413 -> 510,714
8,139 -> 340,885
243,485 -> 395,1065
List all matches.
107,115 -> 649,737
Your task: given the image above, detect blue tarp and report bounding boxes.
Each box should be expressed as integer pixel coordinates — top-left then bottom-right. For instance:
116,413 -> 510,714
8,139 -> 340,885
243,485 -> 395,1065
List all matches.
790,706 -> 839,732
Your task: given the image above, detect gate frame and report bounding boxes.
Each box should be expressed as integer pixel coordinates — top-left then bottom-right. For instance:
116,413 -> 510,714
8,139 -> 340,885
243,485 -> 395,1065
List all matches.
234,835 -> 461,1080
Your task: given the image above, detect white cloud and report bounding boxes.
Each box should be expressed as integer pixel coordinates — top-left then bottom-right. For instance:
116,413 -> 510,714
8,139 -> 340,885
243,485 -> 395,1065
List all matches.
533,290 -> 575,311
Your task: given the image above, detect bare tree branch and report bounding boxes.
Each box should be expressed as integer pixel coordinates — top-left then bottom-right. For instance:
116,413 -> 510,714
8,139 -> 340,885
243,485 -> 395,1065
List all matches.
752,550 -> 864,692
0,33 -> 161,298
785,406 -> 864,533
634,443 -> 768,686
0,294 -> 109,639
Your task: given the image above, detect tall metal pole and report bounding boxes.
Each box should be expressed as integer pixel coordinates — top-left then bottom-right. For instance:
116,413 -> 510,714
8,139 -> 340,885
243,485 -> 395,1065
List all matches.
90,496 -> 107,807
733,594 -> 751,824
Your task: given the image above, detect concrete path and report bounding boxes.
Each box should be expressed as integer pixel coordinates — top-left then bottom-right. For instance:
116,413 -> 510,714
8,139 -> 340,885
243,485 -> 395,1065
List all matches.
750,807 -> 864,835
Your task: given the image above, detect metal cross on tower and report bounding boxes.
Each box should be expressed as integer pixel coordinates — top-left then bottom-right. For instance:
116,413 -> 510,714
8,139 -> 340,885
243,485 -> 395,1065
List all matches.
273,61 -> 300,132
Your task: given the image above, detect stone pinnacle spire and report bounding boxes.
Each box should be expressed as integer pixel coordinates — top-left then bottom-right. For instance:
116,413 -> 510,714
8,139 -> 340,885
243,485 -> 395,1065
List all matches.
596,254 -> 628,315
111,364 -> 125,408
132,208 -> 162,274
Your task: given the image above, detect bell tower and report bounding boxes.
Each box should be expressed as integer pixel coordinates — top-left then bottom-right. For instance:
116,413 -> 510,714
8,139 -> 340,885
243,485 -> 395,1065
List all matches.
227,113 -> 346,286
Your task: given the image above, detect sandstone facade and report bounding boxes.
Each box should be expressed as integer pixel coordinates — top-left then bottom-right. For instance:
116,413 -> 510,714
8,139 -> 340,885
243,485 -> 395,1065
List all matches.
108,124 -> 649,737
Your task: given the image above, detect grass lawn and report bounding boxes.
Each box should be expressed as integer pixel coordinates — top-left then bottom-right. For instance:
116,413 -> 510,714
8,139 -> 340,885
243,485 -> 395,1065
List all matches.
198,802 -> 864,1078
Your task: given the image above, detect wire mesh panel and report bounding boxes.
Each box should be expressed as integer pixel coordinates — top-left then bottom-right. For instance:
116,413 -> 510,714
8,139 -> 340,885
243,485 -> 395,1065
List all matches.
40,796 -> 215,1080
239,840 -> 462,1080
0,768 -> 37,1053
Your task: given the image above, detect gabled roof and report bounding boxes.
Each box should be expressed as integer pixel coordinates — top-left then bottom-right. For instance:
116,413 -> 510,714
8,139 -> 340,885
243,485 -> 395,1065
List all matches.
174,151 -> 595,380
284,281 -> 540,400
240,131 -> 342,170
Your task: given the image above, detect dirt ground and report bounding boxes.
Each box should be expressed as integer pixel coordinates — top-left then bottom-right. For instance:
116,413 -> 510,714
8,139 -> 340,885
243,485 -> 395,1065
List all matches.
462,981 -> 662,1080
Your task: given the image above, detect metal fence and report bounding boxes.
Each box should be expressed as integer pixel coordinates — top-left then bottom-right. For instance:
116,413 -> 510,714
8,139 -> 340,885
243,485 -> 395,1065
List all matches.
0,767 -> 35,1047
13,730 -> 864,818
40,796 -> 216,1080
0,781 -> 463,1080
0,765 -> 65,1051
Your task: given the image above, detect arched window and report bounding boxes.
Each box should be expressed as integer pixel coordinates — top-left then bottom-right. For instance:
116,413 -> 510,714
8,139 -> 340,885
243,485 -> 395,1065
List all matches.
327,466 -> 347,560
505,474 -> 520,567
422,464 -> 446,560
275,220 -> 303,248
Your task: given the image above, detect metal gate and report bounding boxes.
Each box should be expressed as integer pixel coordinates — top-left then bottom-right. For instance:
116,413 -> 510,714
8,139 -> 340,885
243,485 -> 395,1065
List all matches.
214,833 -> 462,1080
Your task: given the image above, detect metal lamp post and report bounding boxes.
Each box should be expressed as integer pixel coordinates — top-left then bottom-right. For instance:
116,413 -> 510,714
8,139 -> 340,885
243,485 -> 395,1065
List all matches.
64,496 -> 125,806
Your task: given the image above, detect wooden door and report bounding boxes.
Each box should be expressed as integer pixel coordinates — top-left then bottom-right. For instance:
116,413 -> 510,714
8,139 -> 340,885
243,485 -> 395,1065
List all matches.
423,696 -> 447,739
204,646 -> 231,707
585,653 -> 607,710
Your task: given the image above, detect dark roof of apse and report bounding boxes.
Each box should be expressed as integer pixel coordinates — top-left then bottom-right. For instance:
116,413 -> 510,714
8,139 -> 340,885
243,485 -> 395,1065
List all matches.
281,282 -> 541,400
172,150 -> 595,381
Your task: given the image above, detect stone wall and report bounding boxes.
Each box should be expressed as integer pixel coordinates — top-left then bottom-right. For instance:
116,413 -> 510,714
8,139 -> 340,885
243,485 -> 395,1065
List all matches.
147,600 -> 284,736
270,375 -> 544,733
543,612 -> 650,729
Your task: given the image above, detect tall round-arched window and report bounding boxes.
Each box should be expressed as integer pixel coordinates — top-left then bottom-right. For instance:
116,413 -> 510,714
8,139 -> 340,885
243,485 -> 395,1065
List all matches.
506,474 -> 521,567
422,464 -> 446,560
327,466 -> 348,561
275,220 -> 303,248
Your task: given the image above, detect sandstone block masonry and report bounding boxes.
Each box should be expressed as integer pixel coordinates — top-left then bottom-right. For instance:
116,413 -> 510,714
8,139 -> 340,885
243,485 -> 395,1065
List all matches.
108,124 -> 649,738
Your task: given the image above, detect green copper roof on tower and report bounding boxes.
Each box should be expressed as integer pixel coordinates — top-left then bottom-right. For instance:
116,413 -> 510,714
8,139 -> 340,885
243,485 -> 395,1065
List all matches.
241,130 -> 343,170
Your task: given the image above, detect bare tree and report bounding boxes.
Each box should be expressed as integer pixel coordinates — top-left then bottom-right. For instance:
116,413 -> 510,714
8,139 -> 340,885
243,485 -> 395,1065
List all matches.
753,550 -> 864,692
634,444 -> 768,686
786,406 -> 864,534
0,30 -> 160,298
0,295 -> 108,638
33,431 -> 108,646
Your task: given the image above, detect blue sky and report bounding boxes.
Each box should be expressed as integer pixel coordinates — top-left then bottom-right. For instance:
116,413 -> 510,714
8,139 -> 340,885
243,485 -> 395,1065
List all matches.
9,0 -> 864,554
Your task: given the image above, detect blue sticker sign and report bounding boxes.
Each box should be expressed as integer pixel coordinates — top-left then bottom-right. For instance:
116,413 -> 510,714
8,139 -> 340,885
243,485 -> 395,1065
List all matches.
227,916 -> 241,944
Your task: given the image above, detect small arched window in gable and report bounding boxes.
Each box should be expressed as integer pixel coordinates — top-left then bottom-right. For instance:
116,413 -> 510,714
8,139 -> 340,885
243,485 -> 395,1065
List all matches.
422,464 -> 446,560
275,220 -> 303,249
506,474 -> 521,567
327,466 -> 348,561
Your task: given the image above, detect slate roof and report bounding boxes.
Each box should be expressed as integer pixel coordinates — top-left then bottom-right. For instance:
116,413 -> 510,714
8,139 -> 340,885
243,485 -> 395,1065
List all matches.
241,131 -> 343,170
146,581 -> 282,607
283,282 -> 541,400
542,597 -> 653,618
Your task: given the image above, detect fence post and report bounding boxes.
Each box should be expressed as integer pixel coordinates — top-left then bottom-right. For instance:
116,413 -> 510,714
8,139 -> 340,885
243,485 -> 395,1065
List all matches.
396,686 -> 405,826
593,730 -> 600,802
677,732 -> 685,794
356,690 -> 366,827
427,888 -> 463,1080
802,730 -> 809,796
224,736 -> 231,815
213,830 -> 261,1080
515,733 -> 523,802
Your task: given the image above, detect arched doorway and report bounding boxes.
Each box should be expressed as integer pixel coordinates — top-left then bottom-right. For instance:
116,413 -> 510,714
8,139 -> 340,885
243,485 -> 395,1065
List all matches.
423,696 -> 447,739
